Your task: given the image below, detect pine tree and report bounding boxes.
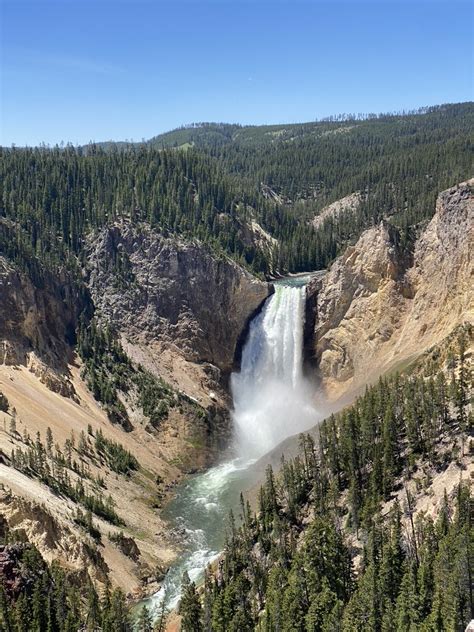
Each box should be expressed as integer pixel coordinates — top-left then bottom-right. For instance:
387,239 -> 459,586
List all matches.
78,430 -> 87,455
202,569 -> 213,632
179,572 -> 202,632
0,390 -> 9,413
455,333 -> 470,455
86,578 -> 101,630
153,600 -> 168,632
382,398 -> 399,499
9,409 -> 17,436
108,588 -> 130,632
137,605 -> 153,632
46,426 -> 53,455
394,562 -> 420,630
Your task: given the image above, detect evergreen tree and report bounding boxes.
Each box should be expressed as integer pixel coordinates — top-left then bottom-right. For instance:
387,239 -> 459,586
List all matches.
0,390 -> 9,413
137,605 -> 153,632
179,572 -> 203,632
9,409 -> 17,436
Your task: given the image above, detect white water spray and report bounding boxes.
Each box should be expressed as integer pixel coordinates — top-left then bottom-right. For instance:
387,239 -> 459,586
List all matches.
232,282 -> 317,458
145,279 -> 320,616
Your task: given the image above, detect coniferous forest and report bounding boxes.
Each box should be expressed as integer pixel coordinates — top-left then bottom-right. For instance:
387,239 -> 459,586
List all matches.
1,328 -> 472,631
1,103 -> 473,279
177,330 -> 473,632
2,0 -> 474,625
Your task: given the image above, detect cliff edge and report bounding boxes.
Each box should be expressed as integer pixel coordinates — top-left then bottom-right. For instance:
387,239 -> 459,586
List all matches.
307,179 -> 473,399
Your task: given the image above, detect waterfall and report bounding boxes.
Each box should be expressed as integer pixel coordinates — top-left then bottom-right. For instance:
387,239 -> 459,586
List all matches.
144,279 -> 319,616
231,282 -> 317,458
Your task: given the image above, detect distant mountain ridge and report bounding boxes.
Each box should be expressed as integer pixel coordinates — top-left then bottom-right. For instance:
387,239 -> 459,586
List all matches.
97,102 -> 471,150
2,102 -> 473,282
84,102 -> 474,157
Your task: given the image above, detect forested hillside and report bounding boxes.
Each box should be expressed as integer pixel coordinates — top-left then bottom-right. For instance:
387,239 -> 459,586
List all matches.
2,327 -> 470,631
1,103 -> 473,278
178,327 -> 473,632
151,103 -> 474,249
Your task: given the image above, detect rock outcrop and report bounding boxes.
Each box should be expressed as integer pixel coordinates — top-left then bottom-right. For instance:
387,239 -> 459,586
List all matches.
0,543 -> 46,600
0,257 -> 87,396
312,191 -> 363,229
0,258 -> 77,365
0,492 -> 109,588
85,222 -> 272,375
0,224 -> 273,594
307,180 -> 474,399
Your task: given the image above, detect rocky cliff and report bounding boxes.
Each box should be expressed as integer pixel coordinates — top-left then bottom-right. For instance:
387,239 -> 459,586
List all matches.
311,191 -> 363,229
0,257 -> 88,396
0,224 -> 271,595
307,179 -> 473,399
0,258 -> 80,366
85,221 -> 271,377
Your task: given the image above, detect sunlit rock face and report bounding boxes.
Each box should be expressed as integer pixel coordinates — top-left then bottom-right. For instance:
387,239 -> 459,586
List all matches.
307,179 -> 474,400
0,256 -> 86,397
85,221 -> 272,375
0,257 -> 83,369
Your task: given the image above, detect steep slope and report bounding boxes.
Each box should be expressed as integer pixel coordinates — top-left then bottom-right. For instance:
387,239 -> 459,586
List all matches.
0,256 -> 85,396
0,226 -> 271,596
0,364 -> 179,598
177,328 -> 473,631
4,104 -> 472,280
311,191 -> 363,229
86,221 -> 271,379
306,179 -> 473,399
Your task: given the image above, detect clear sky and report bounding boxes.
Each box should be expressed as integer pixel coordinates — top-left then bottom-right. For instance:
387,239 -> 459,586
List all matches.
1,0 -> 472,146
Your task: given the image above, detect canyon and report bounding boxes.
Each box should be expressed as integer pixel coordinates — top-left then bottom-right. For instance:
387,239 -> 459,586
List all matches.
0,178 -> 472,612
0,228 -> 271,597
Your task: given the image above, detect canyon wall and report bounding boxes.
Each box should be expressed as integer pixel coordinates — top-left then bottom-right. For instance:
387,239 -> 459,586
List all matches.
85,221 -> 271,376
0,225 -> 271,595
307,179 -> 473,399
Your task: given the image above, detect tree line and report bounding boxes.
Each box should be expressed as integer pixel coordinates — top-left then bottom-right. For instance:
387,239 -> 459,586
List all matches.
1,329 -> 471,630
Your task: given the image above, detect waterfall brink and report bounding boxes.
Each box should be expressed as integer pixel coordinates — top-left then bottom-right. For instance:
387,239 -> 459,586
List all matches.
231,282 -> 317,458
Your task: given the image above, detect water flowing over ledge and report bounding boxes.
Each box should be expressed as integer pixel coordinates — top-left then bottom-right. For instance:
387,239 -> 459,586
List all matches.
145,277 -> 320,614
232,281 -> 317,459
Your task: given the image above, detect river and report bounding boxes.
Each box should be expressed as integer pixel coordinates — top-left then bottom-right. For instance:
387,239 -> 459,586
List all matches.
143,276 -> 320,616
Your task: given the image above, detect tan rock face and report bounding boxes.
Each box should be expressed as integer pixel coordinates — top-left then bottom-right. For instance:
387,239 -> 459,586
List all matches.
85,222 -> 272,375
308,180 -> 474,399
0,363 -> 184,595
0,223 -> 271,402
0,226 -> 272,593
312,191 -> 363,230
0,258 -> 78,367
0,257 -> 83,395
0,493 -> 109,585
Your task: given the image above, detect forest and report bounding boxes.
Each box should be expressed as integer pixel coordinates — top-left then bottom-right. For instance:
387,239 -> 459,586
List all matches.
0,103 -> 472,631
1,103 -> 473,279
176,328 -> 473,632
1,328 -> 471,631
1,0 -> 473,626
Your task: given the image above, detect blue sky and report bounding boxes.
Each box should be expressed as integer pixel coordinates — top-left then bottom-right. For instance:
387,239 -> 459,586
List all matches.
1,0 -> 472,146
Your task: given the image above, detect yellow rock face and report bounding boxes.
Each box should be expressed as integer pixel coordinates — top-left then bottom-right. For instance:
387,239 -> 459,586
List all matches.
308,179 -> 474,401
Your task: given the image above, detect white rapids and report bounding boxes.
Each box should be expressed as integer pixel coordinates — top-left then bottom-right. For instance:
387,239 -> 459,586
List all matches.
144,279 -> 320,617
